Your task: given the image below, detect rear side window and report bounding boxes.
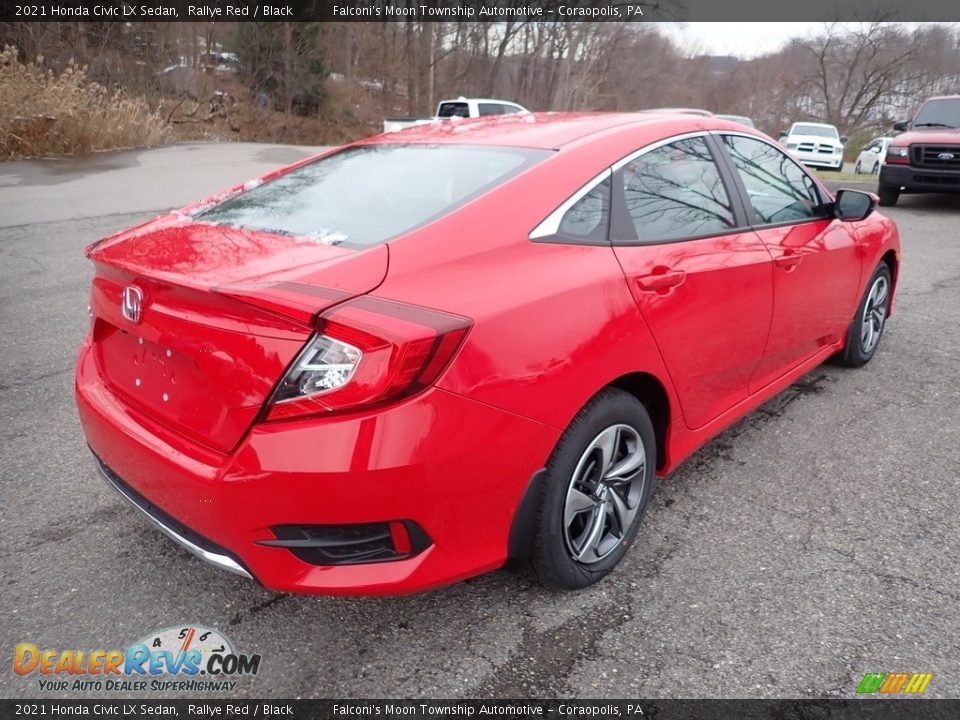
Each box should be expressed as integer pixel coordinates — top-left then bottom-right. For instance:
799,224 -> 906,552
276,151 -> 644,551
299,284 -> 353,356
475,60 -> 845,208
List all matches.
478,103 -> 506,116
614,136 -> 736,243
721,135 -> 825,225
529,173 -> 611,244
437,102 -> 469,118
197,145 -> 549,248
557,177 -> 610,242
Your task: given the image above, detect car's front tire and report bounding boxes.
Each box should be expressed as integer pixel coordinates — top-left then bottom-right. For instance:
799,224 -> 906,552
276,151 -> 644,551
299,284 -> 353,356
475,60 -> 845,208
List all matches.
530,388 -> 656,590
878,185 -> 900,207
854,161 -> 862,174
832,263 -> 892,368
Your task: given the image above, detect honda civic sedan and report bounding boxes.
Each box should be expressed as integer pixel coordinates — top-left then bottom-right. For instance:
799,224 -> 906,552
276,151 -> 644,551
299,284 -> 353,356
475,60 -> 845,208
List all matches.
76,113 -> 900,595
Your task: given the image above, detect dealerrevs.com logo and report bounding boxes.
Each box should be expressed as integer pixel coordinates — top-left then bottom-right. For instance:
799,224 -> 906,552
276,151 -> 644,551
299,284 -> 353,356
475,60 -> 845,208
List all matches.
14,625 -> 261,692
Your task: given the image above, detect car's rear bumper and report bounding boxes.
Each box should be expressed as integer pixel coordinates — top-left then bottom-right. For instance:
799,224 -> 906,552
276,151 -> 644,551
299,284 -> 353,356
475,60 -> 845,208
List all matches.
76,338 -> 558,595
879,163 -> 960,193
94,454 -> 255,579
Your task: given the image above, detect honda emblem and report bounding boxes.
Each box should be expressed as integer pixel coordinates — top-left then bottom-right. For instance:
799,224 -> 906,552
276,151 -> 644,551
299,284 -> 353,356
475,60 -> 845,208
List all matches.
121,285 -> 143,324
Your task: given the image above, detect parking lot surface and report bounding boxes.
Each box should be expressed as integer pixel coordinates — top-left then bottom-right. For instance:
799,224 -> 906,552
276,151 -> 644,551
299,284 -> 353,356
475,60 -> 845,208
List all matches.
1,143 -> 958,699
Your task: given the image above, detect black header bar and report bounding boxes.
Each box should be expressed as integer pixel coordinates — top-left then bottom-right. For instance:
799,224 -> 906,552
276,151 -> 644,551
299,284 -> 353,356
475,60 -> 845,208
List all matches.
3,0 -> 960,22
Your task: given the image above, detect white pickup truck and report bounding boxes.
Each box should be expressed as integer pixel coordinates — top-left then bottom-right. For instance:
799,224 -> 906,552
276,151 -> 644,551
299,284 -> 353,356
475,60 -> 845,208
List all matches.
780,121 -> 848,171
383,97 -> 529,133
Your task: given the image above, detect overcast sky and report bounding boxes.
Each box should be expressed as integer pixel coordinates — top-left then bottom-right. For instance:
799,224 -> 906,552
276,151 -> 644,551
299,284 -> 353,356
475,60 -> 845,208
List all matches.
659,22 -> 958,59
660,22 -> 822,57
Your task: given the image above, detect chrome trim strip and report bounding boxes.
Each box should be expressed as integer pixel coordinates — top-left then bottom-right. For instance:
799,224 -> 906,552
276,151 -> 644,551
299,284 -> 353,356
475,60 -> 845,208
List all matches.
610,130 -> 708,171
95,460 -> 253,580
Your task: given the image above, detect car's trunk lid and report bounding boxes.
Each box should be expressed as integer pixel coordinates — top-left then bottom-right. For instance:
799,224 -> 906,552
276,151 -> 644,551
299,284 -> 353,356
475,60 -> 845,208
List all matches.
86,216 -> 388,453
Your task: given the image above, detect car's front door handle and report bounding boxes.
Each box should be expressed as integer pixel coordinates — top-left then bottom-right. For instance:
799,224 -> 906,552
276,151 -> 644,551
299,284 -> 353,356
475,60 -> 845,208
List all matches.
774,250 -> 803,269
636,270 -> 686,291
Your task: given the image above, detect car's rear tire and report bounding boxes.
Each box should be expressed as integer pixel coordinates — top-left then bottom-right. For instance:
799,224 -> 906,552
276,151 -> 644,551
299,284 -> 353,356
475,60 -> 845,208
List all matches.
530,388 -> 656,590
872,162 -> 880,174
878,185 -> 900,207
832,263 -> 892,368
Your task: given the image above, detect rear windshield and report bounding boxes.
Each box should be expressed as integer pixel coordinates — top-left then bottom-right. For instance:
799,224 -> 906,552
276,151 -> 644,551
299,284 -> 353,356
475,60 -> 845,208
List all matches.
791,124 -> 839,139
196,145 -> 549,248
914,98 -> 960,128
437,102 -> 469,118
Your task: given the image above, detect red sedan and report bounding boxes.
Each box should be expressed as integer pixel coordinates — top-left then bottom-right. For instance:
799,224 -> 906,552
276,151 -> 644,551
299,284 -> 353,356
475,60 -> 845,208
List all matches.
76,113 -> 900,594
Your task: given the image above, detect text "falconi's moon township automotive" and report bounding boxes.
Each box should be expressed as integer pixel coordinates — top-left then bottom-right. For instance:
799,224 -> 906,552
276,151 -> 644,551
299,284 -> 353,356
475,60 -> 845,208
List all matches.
331,703 -> 634,716
331,4 -> 645,18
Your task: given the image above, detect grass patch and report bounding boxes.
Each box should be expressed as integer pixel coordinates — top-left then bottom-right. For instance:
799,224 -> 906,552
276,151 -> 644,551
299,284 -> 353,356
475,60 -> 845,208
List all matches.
814,170 -> 878,183
0,45 -> 170,160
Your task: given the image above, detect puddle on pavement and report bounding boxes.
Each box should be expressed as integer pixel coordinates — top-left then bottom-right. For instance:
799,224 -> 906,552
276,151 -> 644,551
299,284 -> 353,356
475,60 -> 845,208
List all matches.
254,146 -> 321,166
3,142 -> 321,190
3,148 -> 144,188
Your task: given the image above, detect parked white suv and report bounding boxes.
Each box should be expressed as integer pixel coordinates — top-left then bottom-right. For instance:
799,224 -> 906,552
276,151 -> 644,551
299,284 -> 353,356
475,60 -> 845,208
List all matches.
781,122 -> 846,171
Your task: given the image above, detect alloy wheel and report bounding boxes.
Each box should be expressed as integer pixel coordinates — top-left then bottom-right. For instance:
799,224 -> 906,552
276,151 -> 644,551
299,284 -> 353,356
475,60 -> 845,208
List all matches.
563,424 -> 647,564
861,275 -> 888,354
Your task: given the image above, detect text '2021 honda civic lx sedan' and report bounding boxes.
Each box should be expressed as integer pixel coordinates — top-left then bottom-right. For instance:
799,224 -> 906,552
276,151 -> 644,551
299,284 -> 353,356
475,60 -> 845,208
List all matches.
76,113 -> 900,595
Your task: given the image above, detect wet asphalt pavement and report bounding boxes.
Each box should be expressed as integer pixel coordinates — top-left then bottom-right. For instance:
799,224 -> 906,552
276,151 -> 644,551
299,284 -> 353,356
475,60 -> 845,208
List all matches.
1,144 -> 959,700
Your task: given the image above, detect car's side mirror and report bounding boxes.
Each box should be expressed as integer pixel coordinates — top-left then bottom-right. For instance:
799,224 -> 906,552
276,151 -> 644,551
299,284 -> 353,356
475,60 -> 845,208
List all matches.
870,146 -> 881,153
840,136 -> 849,145
835,189 -> 877,222
893,120 -> 909,132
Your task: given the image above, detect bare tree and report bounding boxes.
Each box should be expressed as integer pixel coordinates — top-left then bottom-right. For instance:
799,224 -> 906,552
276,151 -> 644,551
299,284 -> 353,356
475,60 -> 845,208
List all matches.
792,22 -> 919,132
5,18 -> 959,142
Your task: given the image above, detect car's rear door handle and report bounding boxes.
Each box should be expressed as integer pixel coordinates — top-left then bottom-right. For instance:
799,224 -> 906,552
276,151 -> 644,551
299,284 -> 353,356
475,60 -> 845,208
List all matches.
636,270 -> 686,291
774,251 -> 803,269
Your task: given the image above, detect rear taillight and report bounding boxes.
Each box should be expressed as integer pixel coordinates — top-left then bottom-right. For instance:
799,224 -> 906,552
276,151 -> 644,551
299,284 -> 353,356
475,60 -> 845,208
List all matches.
265,296 -> 471,421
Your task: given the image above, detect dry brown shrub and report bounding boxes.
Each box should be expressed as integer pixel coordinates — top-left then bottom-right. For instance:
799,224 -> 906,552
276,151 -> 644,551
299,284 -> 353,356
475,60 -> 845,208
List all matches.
0,45 -> 171,160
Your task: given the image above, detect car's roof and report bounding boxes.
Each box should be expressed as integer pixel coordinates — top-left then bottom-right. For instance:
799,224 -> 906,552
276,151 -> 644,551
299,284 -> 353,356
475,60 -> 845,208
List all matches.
791,121 -> 837,128
360,112 -> 714,150
923,95 -> 960,101
438,97 -> 523,105
640,108 -> 713,116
